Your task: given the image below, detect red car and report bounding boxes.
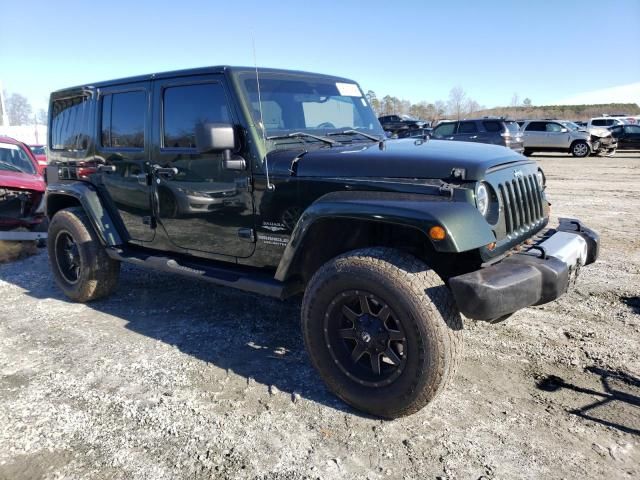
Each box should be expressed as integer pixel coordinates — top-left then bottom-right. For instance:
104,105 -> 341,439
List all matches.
28,144 -> 48,175
0,136 -> 47,234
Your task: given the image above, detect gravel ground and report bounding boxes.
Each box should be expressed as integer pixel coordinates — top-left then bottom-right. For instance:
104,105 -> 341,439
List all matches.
1,152 -> 639,480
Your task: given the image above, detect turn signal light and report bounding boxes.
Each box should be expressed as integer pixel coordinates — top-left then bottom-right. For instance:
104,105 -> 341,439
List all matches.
487,242 -> 497,251
429,226 -> 446,241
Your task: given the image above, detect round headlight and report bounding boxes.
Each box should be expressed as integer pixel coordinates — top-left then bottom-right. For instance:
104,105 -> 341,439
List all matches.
476,183 -> 489,216
536,170 -> 545,188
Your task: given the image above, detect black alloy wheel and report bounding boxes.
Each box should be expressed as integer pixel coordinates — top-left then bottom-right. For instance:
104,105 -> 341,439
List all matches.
324,291 -> 407,387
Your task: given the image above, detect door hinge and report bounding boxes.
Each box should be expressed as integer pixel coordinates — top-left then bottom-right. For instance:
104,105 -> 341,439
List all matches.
238,228 -> 255,242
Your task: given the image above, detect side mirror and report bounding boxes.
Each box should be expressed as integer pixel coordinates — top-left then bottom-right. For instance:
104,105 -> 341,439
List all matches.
195,123 -> 236,154
560,128 -> 568,133
195,123 -> 245,170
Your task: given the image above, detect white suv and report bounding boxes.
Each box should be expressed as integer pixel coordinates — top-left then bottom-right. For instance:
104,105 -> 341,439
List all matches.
521,120 -> 591,157
587,117 -> 629,129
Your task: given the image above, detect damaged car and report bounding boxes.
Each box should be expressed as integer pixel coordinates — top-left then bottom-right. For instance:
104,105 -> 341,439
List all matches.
0,136 -> 47,240
558,121 -> 617,157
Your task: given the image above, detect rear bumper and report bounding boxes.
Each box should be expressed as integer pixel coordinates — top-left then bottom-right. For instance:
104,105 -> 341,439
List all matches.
449,218 -> 599,321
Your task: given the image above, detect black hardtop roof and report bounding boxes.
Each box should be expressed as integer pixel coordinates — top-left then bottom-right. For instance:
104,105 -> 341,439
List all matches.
51,66 -> 358,97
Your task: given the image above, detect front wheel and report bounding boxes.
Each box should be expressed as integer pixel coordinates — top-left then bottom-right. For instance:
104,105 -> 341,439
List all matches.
571,141 -> 590,157
48,207 -> 120,302
301,247 -> 463,418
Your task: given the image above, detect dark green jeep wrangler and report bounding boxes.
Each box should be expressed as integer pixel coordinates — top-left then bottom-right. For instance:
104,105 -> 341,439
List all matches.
45,66 -> 598,418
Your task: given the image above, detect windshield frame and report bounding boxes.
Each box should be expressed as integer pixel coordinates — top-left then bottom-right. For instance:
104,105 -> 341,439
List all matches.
0,143 -> 37,175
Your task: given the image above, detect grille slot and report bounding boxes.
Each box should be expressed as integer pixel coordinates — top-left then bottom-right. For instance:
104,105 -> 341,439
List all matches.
498,174 -> 544,236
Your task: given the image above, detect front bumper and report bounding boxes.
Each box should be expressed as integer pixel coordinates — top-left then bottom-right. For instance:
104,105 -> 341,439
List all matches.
449,218 -> 599,321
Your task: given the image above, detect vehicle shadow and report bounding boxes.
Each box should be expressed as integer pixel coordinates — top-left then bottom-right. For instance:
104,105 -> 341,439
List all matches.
2,252 -> 373,418
621,295 -> 640,314
536,367 -> 640,436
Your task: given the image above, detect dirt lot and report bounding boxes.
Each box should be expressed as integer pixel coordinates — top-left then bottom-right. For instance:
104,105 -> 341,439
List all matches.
1,152 -> 639,480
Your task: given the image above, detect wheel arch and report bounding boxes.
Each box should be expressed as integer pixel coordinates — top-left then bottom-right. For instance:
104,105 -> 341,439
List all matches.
275,192 -> 491,287
46,183 -> 125,246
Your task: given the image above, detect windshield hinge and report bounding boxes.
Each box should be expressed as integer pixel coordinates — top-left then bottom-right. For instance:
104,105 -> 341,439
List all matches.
438,183 -> 455,198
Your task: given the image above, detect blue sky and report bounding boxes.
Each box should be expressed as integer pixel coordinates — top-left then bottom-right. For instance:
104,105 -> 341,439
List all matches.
1,0 -> 639,111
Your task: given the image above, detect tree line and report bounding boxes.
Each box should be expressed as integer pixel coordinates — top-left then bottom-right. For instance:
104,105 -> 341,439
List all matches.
2,92 -> 47,126
365,87 -> 639,123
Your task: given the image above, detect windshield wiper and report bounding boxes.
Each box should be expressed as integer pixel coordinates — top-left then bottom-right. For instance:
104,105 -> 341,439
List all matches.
267,132 -> 338,146
327,129 -> 383,142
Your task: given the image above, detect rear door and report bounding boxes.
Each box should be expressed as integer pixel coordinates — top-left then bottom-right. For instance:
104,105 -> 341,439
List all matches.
96,84 -> 154,242
523,121 -> 547,147
150,75 -> 255,258
454,121 -> 483,143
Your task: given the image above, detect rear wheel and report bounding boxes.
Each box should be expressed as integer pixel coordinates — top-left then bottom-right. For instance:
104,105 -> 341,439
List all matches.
301,247 -> 463,418
48,207 -> 120,302
571,141 -> 590,157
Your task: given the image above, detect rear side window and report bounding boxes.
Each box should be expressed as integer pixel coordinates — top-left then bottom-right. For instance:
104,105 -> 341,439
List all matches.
483,121 -> 502,132
163,83 -> 231,149
592,119 -> 607,126
50,95 -> 92,151
457,121 -> 478,134
434,122 -> 456,136
101,91 -> 146,149
525,122 -> 546,132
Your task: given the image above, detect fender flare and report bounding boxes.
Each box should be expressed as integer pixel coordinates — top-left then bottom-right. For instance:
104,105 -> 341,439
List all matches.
274,191 -> 495,281
46,182 -> 124,246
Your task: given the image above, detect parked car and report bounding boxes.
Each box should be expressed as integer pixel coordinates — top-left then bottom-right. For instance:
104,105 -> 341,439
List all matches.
520,120 -> 592,157
28,144 -> 48,174
429,118 -> 524,153
588,117 -> 628,129
556,120 -> 617,156
44,66 -> 598,418
0,136 -> 47,234
608,124 -> 640,149
378,115 -> 428,134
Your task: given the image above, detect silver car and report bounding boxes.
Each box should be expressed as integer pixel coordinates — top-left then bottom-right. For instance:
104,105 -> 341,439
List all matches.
520,120 -> 591,157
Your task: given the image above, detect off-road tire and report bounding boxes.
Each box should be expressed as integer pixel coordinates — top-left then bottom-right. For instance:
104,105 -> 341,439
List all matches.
48,207 -> 120,302
571,140 -> 590,158
301,247 -> 463,418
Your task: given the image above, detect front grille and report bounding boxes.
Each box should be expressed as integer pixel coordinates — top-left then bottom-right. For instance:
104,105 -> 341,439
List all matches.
498,174 -> 544,235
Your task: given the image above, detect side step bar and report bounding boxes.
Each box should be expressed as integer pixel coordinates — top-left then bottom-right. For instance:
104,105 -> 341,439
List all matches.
106,247 -> 298,300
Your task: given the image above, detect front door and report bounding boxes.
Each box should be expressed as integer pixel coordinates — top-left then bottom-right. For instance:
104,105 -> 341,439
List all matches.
96,83 -> 154,242
150,76 -> 255,258
545,122 -> 569,149
523,121 -> 548,148
622,125 -> 640,149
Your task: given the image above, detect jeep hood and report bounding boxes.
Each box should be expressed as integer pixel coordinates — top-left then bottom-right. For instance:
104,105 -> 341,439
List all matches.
267,138 -> 527,181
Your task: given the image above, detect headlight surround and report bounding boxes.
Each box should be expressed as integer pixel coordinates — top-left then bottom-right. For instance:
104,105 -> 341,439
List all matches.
536,169 -> 546,188
475,182 -> 489,216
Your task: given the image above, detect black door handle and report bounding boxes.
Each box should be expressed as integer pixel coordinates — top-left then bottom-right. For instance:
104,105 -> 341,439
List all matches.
97,164 -> 116,173
152,165 -> 178,176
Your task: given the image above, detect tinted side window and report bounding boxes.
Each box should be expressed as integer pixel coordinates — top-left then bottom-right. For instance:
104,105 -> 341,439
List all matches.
525,122 -> 546,132
457,121 -> 478,134
625,126 -> 640,134
434,122 -> 456,136
163,83 -> 231,149
101,91 -> 146,148
592,119 -> 606,126
483,121 -> 502,132
50,95 -> 91,151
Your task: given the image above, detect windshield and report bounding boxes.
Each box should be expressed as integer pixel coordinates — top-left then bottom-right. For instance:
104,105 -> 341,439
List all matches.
0,143 -> 36,174
560,121 -> 580,131
237,72 -> 384,144
30,146 -> 46,155
505,121 -> 520,134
